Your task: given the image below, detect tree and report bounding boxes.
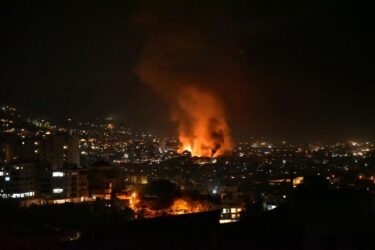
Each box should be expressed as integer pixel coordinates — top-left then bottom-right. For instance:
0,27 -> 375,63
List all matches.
142,180 -> 180,209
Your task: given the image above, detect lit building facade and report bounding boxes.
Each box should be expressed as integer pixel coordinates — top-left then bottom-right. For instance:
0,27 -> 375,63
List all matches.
0,160 -> 48,199
51,168 -> 89,199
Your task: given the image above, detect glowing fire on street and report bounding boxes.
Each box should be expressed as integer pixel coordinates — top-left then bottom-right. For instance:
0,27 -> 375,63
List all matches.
168,198 -> 211,215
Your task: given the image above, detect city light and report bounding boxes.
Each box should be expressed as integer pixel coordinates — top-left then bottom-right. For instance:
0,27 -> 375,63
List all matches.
52,171 -> 65,177
0,2 -> 373,249
53,188 -> 64,193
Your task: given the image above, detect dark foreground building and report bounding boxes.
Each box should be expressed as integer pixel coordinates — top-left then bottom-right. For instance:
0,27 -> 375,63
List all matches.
1,186 -> 373,250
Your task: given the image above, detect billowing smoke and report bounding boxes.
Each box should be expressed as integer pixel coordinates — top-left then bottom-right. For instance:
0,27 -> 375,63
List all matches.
173,86 -> 232,157
134,2 -> 242,157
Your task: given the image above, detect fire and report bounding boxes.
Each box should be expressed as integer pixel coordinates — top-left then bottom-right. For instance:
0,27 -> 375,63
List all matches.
134,11 -> 233,158
173,86 -> 232,157
169,198 -> 211,214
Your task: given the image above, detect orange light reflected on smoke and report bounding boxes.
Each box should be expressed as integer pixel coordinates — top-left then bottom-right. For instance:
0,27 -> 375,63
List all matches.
174,86 -> 232,158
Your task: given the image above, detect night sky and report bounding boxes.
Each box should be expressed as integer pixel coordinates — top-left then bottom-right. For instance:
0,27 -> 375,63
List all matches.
0,0 -> 373,142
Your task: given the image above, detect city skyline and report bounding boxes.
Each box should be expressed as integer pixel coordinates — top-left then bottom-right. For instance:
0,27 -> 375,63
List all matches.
2,103 -> 373,145
1,1 -> 373,143
0,2 -> 373,249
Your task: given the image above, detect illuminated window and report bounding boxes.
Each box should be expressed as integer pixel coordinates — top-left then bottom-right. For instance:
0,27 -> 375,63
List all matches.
53,188 -> 63,193
219,219 -> 233,224
267,205 -> 277,211
5,176 -> 10,181
9,192 -> 35,198
52,172 -> 64,177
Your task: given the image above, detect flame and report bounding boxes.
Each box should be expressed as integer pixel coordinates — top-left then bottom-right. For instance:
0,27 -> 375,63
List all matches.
173,86 -> 232,157
169,198 -> 211,214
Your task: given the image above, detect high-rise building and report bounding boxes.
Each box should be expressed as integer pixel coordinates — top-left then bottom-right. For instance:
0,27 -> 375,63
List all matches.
51,167 -> 89,199
66,134 -> 80,167
88,160 -> 120,200
52,133 -> 80,169
5,132 -> 80,169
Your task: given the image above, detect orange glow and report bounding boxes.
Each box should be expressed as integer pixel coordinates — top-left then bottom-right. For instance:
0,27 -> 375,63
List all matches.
129,192 -> 139,210
169,198 -> 211,214
174,86 -> 232,158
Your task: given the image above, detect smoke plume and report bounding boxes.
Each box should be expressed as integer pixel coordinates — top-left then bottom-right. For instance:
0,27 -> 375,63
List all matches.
134,2 -> 240,157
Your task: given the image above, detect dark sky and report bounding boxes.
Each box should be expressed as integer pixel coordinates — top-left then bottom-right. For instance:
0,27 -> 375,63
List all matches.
0,0 -> 373,143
